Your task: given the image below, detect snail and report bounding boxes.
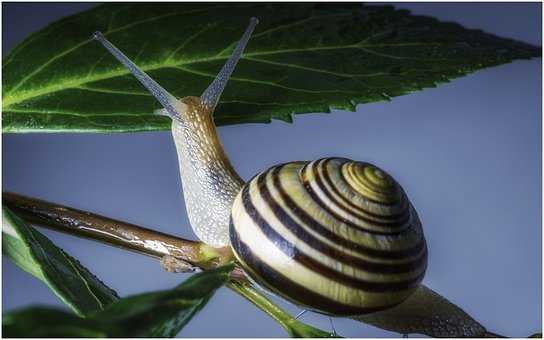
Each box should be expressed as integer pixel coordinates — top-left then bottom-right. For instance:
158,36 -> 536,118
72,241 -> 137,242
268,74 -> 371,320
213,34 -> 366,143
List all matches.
93,17 -> 486,336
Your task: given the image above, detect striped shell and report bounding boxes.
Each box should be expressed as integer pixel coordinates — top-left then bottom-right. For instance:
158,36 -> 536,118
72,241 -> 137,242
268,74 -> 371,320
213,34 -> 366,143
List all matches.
229,157 -> 427,316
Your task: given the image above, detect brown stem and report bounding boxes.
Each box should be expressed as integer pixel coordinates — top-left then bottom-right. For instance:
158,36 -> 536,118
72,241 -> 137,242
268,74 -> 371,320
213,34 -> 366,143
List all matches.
2,191 -> 237,273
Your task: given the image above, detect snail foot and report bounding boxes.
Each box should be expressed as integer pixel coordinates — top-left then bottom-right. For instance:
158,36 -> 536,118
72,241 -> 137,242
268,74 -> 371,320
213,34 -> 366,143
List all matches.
160,255 -> 197,273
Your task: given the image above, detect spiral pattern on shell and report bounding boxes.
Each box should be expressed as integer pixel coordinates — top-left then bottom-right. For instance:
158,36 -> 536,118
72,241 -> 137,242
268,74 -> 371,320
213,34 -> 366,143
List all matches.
229,157 -> 427,316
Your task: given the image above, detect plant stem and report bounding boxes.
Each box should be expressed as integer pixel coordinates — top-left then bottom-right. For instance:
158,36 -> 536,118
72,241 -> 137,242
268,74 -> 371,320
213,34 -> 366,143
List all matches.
2,191 -> 232,271
228,281 -> 294,331
227,281 -> 335,337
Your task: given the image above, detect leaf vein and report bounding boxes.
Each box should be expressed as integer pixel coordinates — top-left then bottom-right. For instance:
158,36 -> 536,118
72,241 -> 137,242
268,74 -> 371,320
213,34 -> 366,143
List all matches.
6,6 -> 222,96
166,22 -> 220,62
245,56 -> 387,78
76,85 -> 151,96
6,108 -> 155,119
174,65 -> 354,94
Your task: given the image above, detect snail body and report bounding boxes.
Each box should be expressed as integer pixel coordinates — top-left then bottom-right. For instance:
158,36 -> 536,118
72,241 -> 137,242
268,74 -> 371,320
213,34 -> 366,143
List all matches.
94,18 -> 428,317
168,97 -> 243,247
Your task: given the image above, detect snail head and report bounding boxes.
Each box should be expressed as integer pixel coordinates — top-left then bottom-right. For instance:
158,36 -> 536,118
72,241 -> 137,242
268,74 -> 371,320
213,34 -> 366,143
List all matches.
93,17 -> 259,123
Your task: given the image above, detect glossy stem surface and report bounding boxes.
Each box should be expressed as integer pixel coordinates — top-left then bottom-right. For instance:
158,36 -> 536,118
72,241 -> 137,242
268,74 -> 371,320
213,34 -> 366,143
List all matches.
2,191 -> 231,269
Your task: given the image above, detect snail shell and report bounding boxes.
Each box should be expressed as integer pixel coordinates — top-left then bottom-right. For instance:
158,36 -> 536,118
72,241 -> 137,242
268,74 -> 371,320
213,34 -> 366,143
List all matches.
230,157 -> 427,316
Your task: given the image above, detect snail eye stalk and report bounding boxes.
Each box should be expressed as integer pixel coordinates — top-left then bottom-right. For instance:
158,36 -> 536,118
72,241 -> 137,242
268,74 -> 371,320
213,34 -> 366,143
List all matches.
93,17 -> 258,117
93,31 -> 179,118
200,17 -> 259,110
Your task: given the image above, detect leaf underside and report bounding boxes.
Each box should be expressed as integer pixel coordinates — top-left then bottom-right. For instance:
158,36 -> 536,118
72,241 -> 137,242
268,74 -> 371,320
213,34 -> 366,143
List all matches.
2,3 -> 540,133
2,206 -> 119,316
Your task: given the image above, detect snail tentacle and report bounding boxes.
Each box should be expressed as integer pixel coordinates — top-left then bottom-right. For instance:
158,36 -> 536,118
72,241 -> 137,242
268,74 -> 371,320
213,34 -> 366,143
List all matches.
200,17 -> 259,110
93,31 -> 179,119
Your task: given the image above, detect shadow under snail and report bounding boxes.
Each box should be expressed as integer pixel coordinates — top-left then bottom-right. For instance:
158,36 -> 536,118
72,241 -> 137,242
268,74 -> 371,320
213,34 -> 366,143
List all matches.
94,18 -> 486,337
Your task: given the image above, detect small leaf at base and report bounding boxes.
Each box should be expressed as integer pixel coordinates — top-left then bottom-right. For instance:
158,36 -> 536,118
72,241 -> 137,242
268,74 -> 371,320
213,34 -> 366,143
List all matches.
2,264 -> 234,337
2,206 -> 119,316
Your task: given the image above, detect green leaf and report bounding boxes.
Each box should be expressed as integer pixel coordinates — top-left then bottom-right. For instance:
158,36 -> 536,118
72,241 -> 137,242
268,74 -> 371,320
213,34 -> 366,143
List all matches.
92,264 -> 234,337
353,284 -> 487,337
2,264 -> 233,337
2,4 -> 540,133
286,321 -> 339,338
2,307 -> 112,337
2,206 -> 119,316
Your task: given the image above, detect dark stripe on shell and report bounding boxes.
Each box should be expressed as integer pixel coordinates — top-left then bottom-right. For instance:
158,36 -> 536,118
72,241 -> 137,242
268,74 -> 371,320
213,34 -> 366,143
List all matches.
229,222 -> 401,316
302,177 -> 405,236
319,159 -> 410,217
306,158 -> 411,227
239,171 -> 425,292
269,164 -> 426,260
265,167 -> 428,274
316,158 -> 404,207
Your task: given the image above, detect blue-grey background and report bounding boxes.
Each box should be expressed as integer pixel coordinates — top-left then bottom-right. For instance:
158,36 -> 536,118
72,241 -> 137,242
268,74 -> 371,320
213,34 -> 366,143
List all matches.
2,3 -> 542,337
